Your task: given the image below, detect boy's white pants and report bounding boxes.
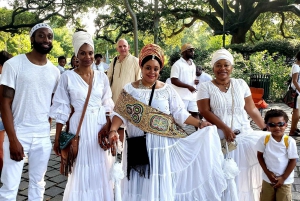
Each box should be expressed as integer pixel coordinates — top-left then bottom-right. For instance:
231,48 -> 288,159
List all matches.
0,135 -> 52,201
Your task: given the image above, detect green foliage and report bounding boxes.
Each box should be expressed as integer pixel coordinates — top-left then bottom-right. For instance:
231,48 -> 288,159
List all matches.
227,40 -> 300,59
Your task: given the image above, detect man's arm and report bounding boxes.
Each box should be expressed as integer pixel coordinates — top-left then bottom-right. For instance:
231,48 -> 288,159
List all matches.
171,78 -> 196,92
0,85 -> 24,161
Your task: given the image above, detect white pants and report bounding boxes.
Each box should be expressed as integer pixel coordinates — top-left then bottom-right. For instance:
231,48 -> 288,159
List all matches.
0,135 -> 52,201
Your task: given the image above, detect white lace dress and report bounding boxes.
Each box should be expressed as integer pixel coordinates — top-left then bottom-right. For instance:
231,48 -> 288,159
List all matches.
50,70 -> 115,201
198,78 -> 265,201
112,83 -> 227,201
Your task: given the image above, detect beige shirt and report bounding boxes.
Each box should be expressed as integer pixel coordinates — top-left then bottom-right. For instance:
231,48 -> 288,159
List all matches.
107,54 -> 140,103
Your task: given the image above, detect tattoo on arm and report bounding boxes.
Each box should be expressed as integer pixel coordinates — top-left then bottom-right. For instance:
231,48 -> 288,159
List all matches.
2,86 -> 15,99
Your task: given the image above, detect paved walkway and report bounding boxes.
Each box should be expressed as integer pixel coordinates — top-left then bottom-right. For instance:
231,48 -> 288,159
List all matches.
3,103 -> 300,200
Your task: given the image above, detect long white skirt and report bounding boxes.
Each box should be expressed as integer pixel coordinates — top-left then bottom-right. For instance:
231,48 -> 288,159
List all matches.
222,130 -> 266,201
62,110 -> 114,201
122,125 -> 227,201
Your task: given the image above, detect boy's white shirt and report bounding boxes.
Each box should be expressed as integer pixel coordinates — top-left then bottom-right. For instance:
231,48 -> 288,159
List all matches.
256,134 -> 299,184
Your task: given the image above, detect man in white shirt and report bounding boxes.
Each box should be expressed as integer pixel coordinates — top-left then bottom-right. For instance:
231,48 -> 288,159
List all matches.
92,53 -> 109,73
170,43 -> 199,122
57,55 -> 66,74
0,23 -> 60,201
195,65 -> 212,89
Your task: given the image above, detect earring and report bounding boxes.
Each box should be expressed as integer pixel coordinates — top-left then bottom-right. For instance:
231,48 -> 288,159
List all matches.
140,74 -> 143,78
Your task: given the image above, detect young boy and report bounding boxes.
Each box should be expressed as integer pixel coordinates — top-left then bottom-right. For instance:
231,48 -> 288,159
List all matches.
57,56 -> 66,74
256,109 -> 298,201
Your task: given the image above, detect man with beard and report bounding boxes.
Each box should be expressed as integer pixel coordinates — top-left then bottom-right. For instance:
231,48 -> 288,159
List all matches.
170,43 -> 199,123
0,23 -> 60,200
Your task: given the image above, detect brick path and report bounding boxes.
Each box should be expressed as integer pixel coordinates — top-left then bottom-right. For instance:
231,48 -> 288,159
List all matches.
2,103 -> 300,200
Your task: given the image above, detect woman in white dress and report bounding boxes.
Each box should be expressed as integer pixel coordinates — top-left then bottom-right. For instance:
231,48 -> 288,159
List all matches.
107,44 -> 227,201
197,49 -> 267,201
50,31 -> 114,201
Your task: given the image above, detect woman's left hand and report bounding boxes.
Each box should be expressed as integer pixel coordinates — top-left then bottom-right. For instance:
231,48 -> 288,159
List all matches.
199,120 -> 212,129
108,131 -> 119,156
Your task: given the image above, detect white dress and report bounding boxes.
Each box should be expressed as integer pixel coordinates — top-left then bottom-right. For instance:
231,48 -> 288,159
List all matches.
198,78 -> 265,201
50,70 -> 115,201
113,83 -> 227,201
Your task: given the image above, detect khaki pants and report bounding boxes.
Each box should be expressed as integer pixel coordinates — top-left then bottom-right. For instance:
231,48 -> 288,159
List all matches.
260,180 -> 292,201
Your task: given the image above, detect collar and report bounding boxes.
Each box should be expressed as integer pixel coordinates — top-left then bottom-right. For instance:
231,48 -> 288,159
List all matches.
180,57 -> 193,65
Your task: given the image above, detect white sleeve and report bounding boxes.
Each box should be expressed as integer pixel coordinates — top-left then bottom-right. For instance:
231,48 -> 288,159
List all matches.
292,64 -> 300,75
287,138 -> 299,159
255,135 -> 266,153
167,85 -> 190,126
100,73 -> 114,113
239,79 -> 251,98
0,61 -> 17,89
170,62 -> 180,78
197,82 -> 210,100
49,74 -> 71,124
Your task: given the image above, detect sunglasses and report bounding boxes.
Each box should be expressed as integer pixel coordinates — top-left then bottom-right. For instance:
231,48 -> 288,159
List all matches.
267,122 -> 286,128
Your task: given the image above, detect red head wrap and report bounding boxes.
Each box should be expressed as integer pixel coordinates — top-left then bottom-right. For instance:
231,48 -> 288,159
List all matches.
139,44 -> 164,68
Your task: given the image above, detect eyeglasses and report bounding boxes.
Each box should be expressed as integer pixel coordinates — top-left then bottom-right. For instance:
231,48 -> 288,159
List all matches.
267,122 -> 286,128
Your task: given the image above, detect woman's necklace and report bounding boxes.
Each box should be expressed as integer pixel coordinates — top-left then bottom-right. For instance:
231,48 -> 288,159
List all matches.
138,79 -> 156,89
214,79 -> 230,90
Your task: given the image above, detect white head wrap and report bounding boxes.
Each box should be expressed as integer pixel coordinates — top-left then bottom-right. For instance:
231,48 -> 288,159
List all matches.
29,23 -> 53,37
72,31 -> 94,57
210,48 -> 234,67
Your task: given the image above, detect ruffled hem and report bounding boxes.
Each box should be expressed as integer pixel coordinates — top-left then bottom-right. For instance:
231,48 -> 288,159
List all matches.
121,125 -> 227,201
222,130 -> 265,201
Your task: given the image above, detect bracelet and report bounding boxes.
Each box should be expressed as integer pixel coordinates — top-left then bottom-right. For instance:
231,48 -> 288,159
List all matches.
198,119 -> 203,127
109,130 -> 117,134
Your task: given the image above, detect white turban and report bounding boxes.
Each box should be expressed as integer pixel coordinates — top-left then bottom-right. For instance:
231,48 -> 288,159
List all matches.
29,23 -> 53,38
72,31 -> 94,57
210,48 -> 234,67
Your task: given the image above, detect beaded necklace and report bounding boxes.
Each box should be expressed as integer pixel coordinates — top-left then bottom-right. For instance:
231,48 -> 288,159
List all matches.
138,79 -> 156,89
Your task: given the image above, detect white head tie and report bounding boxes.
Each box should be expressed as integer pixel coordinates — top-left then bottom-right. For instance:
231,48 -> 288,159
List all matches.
211,48 -> 234,67
29,23 -> 53,37
72,31 -> 94,57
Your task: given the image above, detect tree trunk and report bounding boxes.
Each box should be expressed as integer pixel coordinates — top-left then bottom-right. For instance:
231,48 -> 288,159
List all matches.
123,0 -> 139,57
230,28 -> 248,44
153,0 -> 159,44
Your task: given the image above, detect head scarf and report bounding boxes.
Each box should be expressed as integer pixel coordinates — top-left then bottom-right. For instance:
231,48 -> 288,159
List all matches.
29,23 -> 54,38
72,31 -> 94,57
211,48 -> 234,67
139,44 -> 164,68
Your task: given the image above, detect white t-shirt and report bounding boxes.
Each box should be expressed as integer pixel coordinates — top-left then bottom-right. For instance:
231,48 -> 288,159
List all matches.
170,57 -> 196,101
256,134 -> 298,184
195,72 -> 213,89
57,65 -> 65,74
0,54 -> 60,137
92,62 -> 109,72
290,63 -> 300,93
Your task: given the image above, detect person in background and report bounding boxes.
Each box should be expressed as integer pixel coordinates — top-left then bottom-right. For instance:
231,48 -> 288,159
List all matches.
0,23 -> 60,201
106,38 -> 140,143
197,48 -> 267,201
170,43 -> 199,124
289,51 -> 300,136
107,44 -> 226,201
0,50 -> 13,176
57,56 -> 66,74
50,30 -> 114,201
195,65 -> 212,89
92,53 -> 109,73
256,109 -> 298,201
69,55 -> 79,70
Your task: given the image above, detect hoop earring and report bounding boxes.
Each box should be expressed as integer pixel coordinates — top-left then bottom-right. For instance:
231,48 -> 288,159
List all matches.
140,74 -> 143,78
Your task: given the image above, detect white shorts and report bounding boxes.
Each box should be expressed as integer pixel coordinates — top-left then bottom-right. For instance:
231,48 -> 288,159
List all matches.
182,100 -> 198,113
